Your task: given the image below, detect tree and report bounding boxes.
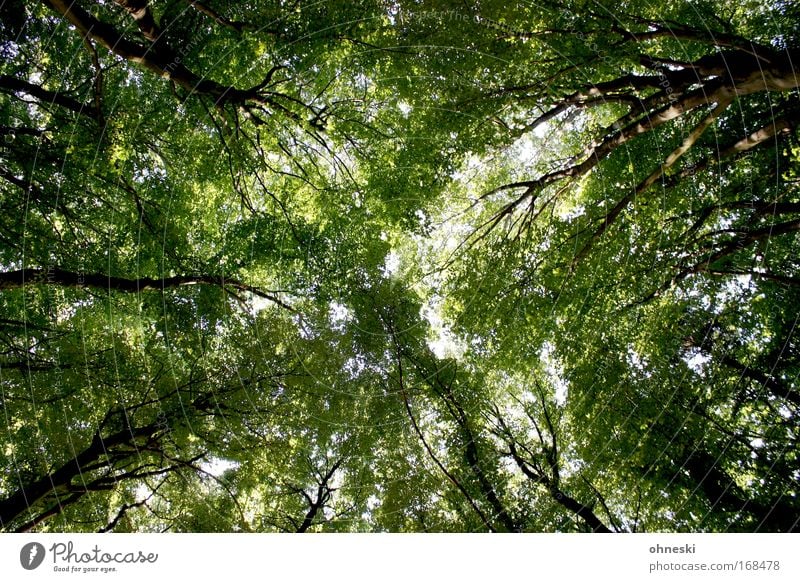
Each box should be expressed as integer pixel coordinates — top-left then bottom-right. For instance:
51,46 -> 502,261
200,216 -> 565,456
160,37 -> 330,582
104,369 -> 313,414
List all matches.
1,0 -> 798,532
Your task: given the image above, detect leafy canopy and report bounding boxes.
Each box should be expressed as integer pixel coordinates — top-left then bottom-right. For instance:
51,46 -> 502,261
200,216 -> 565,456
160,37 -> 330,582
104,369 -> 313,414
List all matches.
0,0 -> 798,532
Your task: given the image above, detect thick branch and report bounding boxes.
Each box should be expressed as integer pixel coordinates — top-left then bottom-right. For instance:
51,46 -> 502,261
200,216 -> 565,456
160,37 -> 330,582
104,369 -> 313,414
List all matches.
0,268 -> 293,311
0,424 -> 158,529
573,97 -> 733,265
41,0 -> 277,108
14,493 -> 85,533
384,323 -> 496,532
684,337 -> 800,406
432,379 -> 517,532
682,449 -> 798,531
295,458 -> 342,533
98,499 -> 149,533
0,74 -> 93,117
613,22 -> 777,60
505,437 -> 612,533
637,218 -> 800,306
697,218 -> 800,269
668,111 -> 799,184
113,0 -> 162,43
704,269 -> 800,290
495,408 -> 612,533
476,47 -> 799,245
550,487 -> 614,533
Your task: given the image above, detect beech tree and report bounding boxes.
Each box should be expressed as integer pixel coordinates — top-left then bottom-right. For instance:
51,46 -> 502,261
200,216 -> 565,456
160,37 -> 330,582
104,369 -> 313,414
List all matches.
1,0 -> 797,532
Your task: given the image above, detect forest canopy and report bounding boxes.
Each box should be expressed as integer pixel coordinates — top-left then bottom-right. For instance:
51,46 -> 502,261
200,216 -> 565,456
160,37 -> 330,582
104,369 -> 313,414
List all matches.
0,0 -> 798,532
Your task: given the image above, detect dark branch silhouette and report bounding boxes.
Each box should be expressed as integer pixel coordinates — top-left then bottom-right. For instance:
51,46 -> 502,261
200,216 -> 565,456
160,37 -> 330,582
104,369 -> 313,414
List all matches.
0,267 -> 294,311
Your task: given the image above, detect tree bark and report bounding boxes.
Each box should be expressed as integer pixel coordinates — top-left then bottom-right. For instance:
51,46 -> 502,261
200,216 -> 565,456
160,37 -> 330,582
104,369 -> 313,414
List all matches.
0,74 -> 93,117
0,268 -> 293,310
506,438 -> 613,532
0,424 -> 157,529
41,0 -> 295,113
481,46 -> 800,242
113,0 -> 162,43
550,487 -> 613,533
683,450 -> 798,531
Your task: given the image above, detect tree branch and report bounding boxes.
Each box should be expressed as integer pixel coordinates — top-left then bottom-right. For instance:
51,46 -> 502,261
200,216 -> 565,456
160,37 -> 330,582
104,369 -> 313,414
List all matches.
0,424 -> 159,530
184,0 -> 253,33
0,267 -> 294,311
573,97 -> 733,265
383,321 -> 497,532
0,74 -> 94,117
41,0 -> 304,118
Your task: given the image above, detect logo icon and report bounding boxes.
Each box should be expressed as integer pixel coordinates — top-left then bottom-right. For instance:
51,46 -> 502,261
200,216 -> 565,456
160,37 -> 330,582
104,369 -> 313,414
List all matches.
20,542 -> 46,570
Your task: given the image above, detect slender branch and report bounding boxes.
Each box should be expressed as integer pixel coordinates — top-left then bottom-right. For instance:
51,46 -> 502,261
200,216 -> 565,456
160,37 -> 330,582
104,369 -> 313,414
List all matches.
98,499 -> 149,533
384,322 -> 496,532
184,0 -> 254,32
573,97 -> 733,265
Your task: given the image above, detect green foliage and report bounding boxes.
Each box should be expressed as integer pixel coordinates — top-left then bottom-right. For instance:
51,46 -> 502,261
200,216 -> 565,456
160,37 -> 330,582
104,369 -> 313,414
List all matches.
0,0 -> 797,533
